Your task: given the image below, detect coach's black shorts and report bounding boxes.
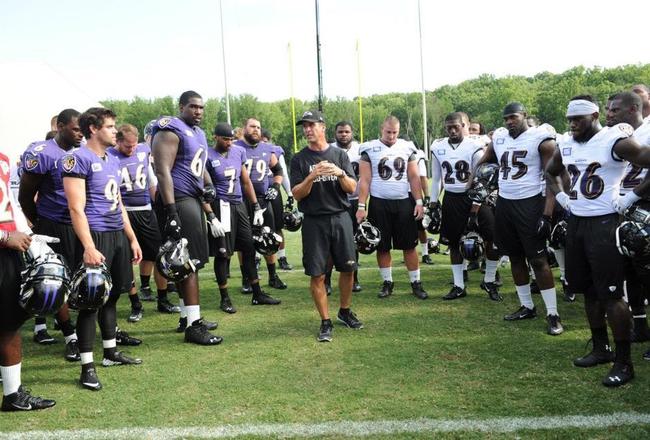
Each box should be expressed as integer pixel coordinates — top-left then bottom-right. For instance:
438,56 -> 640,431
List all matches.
246,198 -> 276,232
302,211 -> 357,276
566,213 -> 624,300
209,202 -> 255,258
0,248 -> 29,332
74,230 -> 134,298
127,210 -> 161,262
494,194 -> 545,259
368,196 -> 418,251
270,191 -> 284,230
440,191 -> 495,247
33,217 -> 78,269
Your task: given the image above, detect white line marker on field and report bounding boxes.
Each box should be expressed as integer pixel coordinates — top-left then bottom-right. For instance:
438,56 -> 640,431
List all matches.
2,413 -> 649,439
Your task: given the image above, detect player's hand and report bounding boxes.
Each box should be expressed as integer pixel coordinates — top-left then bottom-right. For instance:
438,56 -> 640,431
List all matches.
5,231 -> 32,252
201,184 -> 216,204
356,208 -> 367,224
164,205 -> 182,241
206,212 -> 226,238
466,212 -> 479,233
253,205 -> 266,227
413,204 -> 424,220
83,246 -> 105,266
130,240 -> 143,265
536,215 -> 553,239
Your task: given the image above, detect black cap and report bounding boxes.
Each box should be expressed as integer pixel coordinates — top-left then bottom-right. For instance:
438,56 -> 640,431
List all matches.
503,102 -> 527,116
261,128 -> 272,140
296,110 -> 325,125
214,122 -> 235,137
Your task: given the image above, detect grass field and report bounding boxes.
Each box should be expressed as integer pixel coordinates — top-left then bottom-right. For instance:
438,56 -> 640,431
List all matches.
2,231 -> 650,439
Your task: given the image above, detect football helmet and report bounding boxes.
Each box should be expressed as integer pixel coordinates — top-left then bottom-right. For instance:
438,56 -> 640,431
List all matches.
623,205 -> 650,225
458,231 -> 485,262
156,238 -> 200,282
549,220 -> 567,250
468,163 -> 499,203
423,202 -> 442,234
355,221 -> 381,255
426,238 -> 440,255
19,253 -> 71,316
283,208 -> 304,232
68,263 -> 112,311
616,221 -> 650,258
252,226 -> 283,256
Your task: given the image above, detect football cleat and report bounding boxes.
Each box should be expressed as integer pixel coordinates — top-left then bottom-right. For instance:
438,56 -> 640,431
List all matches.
128,306 -> 143,323
573,343 -> 615,368
317,320 -> 333,342
79,366 -> 102,391
480,281 -> 502,302
421,254 -> 434,265
352,281 -> 362,293
116,329 -> 142,346
157,298 -> 181,314
411,281 -> 429,300
139,286 -> 155,302
355,221 -> 381,254
443,285 -> 467,301
378,280 -> 394,298
337,310 -> 363,329
504,305 -> 537,321
176,317 -> 218,333
252,292 -> 281,305
184,319 -> 223,345
219,297 -> 237,314
562,279 -> 576,302
33,329 -> 56,345
602,362 -> 634,387
268,274 -> 287,289
278,256 -> 293,270
241,278 -> 253,294
1,386 -> 56,412
102,351 -> 142,367
64,339 -> 80,362
546,314 -> 564,336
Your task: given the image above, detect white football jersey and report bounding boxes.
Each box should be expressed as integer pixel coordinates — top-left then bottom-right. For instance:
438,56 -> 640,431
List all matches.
414,149 -> 427,177
332,141 -> 361,200
492,124 -> 556,200
559,123 -> 633,216
360,138 -> 417,199
431,137 -> 485,193
620,121 -> 650,195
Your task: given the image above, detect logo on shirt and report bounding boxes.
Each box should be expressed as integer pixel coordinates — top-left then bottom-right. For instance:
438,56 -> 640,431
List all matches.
137,152 -> 146,162
24,153 -> 39,171
158,117 -> 171,128
185,130 -> 194,137
562,148 -> 572,156
61,155 -> 76,173
373,146 -> 382,152
437,149 -> 446,156
91,163 -> 102,172
212,159 -> 221,167
496,138 -> 505,145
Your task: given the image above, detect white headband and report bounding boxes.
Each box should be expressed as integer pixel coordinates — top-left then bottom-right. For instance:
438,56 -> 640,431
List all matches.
566,99 -> 599,117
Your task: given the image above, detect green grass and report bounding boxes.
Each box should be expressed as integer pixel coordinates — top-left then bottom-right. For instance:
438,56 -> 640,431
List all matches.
4,231 -> 650,438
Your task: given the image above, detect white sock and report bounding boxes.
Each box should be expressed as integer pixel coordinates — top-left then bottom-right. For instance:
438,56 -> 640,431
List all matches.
379,267 -> 392,282
34,324 -> 46,333
408,269 -> 420,283
102,338 -> 116,349
484,259 -> 499,283
554,248 -> 566,280
80,352 -> 94,365
1,363 -> 21,396
540,288 -> 558,316
179,298 -> 187,318
451,264 -> 465,288
64,332 -> 78,344
186,305 -> 200,325
463,260 -> 468,270
277,248 -> 286,258
421,243 -> 428,256
515,284 -> 534,309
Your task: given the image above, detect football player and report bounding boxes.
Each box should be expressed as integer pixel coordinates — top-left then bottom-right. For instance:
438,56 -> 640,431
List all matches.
472,103 -> 562,335
547,95 -> 650,386
62,107 -> 144,391
632,84 -> 650,121
356,116 -> 428,300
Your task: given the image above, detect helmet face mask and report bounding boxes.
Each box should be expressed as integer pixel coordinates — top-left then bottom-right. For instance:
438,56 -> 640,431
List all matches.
156,238 -> 199,282
469,163 -> 499,203
616,221 -> 650,259
458,231 -> 485,262
19,253 -> 71,315
283,208 -> 304,232
68,263 -> 112,311
355,220 -> 381,255
253,226 -> 283,256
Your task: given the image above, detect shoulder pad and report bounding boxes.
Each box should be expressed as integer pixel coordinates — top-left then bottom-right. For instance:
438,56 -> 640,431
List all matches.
615,123 -> 634,137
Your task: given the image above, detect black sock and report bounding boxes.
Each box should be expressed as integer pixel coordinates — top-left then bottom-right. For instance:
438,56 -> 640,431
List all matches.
59,319 -> 75,337
129,293 -> 141,308
251,282 -> 262,297
140,275 -> 151,289
354,270 -> 359,284
339,307 -> 350,315
614,339 -> 632,364
157,289 -> 168,301
322,318 -> 332,325
81,362 -> 95,371
35,316 -> 46,326
103,346 -> 117,359
219,287 -> 229,299
591,326 -> 610,350
267,263 -> 277,278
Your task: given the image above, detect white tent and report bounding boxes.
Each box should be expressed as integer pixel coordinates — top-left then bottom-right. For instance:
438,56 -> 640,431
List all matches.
0,61 -> 101,164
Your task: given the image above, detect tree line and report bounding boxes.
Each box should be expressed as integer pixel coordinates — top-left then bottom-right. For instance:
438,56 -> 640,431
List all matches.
102,64 -> 650,162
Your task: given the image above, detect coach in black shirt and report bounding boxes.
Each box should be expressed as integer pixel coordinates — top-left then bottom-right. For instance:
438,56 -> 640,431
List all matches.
290,110 -> 363,342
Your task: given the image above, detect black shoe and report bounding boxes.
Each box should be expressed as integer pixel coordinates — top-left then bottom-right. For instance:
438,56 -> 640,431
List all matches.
443,285 -> 467,300
139,286 -> 155,302
278,256 -> 293,270
326,283 -> 332,296
562,280 -> 576,302
157,298 -> 181,314
241,278 -> 253,294
1,386 -> 55,412
411,281 -> 428,300
79,366 -> 102,391
602,362 -> 634,387
317,320 -> 333,342
421,255 -> 434,265
463,269 -> 468,282
467,260 -> 480,271
480,281 -> 502,301
116,330 -> 142,346
166,282 -> 177,293
176,317 -> 218,333
504,305 -> 537,321
252,292 -> 281,305
574,343 -> 615,368
337,310 -> 363,329
220,297 -> 237,314
102,351 -> 142,367
547,314 -> 564,336
64,339 -> 80,362
352,281 -> 362,292
530,280 -> 541,294
33,329 -> 56,345
378,280 -> 394,298
128,306 -> 143,323
184,319 -> 223,345
268,274 -> 287,290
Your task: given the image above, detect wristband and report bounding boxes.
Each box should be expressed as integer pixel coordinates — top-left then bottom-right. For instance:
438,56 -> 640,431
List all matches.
164,204 -> 177,215
253,202 -> 261,211
415,199 -> 423,206
358,203 -> 366,211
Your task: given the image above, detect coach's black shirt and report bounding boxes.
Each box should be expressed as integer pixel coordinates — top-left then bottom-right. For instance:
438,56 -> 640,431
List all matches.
290,145 -> 355,216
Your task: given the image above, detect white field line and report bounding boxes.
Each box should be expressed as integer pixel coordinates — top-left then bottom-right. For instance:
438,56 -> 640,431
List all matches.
2,413 -> 649,440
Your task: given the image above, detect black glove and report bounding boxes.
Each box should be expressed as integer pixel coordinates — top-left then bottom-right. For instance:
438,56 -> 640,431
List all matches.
466,211 -> 479,233
202,184 -> 216,204
164,204 -> 182,241
536,215 -> 553,239
265,183 -> 280,201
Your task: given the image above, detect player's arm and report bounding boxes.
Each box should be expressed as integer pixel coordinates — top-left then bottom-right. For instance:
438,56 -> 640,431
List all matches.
291,157 -> 326,202
119,193 -> 142,264
277,153 -> 293,197
151,131 -> 179,206
544,146 -> 571,210
539,139 -> 558,217
147,163 -> 158,201
18,171 -> 44,225
429,154 -> 442,202
355,154 -> 372,222
613,138 -> 650,210
63,176 -> 104,265
270,153 -> 282,186
407,157 -> 424,220
2,184 -> 32,251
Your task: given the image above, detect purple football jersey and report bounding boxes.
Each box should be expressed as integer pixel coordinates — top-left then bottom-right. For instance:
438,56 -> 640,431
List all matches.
61,146 -> 124,232
152,117 -> 207,198
108,143 -> 152,207
21,138 -> 73,224
206,145 -> 246,204
235,140 -> 276,196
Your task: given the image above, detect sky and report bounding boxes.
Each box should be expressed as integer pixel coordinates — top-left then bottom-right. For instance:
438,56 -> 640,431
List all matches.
1,0 -> 649,104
